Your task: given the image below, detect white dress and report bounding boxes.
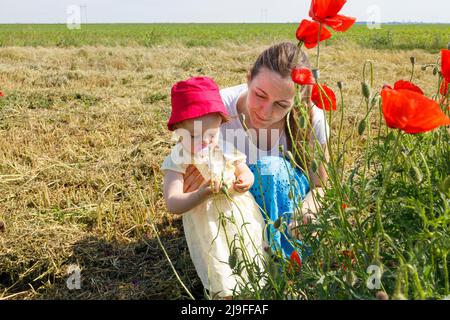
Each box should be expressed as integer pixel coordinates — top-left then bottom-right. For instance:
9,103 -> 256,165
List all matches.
161,140 -> 266,298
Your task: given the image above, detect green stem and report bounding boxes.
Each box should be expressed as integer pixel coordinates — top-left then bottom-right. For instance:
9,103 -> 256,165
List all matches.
316,23 -> 322,70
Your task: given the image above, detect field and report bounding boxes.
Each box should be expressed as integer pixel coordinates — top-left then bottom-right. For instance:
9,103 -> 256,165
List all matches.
0,23 -> 449,51
0,23 -> 449,300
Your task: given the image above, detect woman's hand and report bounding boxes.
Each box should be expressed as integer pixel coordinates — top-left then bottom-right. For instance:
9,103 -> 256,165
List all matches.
183,165 -> 205,193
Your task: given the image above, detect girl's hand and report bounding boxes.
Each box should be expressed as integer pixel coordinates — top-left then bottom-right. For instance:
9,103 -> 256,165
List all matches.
183,165 -> 205,193
198,179 -> 222,198
233,170 -> 254,193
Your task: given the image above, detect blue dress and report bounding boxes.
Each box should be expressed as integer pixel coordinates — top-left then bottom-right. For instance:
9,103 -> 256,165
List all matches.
248,156 -> 310,259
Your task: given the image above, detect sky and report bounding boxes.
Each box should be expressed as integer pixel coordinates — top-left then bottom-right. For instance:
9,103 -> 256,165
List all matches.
0,0 -> 449,24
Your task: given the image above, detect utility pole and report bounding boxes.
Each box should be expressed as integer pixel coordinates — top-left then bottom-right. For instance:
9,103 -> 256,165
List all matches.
80,4 -> 88,24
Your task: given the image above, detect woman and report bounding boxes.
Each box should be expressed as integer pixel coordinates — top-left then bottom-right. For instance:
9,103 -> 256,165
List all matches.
183,42 -> 329,258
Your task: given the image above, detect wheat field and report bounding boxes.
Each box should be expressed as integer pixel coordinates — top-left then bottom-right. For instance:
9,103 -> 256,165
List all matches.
0,23 -> 447,299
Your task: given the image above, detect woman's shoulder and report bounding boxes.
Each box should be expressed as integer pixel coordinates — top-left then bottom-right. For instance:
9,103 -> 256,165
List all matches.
310,105 -> 330,145
220,84 -> 247,115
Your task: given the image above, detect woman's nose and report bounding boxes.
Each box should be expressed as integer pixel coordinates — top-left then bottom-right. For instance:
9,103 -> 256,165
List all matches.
259,101 -> 272,118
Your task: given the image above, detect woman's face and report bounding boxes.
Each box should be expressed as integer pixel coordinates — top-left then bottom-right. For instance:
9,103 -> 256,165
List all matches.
246,67 -> 296,130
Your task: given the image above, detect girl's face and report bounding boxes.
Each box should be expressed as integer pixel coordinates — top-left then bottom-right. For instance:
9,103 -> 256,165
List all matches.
176,113 -> 222,154
246,67 -> 296,130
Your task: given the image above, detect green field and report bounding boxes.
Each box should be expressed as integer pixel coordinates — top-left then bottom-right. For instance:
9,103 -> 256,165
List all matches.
0,23 -> 449,51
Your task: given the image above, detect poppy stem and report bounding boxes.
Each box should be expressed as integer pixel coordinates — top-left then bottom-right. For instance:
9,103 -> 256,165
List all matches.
316,23 -> 322,71
410,62 -> 415,82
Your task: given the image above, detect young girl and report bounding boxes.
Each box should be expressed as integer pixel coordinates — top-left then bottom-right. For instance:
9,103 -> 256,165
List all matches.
161,76 -> 266,299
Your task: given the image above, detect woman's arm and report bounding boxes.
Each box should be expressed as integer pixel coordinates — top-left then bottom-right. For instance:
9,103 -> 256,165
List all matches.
308,143 -> 329,188
302,143 -> 329,218
164,170 -> 213,215
183,165 -> 205,193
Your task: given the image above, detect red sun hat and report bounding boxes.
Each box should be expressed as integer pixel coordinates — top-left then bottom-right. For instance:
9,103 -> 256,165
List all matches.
168,76 -> 229,131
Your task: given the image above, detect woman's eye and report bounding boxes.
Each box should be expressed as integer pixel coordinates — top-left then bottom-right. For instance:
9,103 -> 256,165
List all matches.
256,93 -> 266,99
277,103 -> 288,109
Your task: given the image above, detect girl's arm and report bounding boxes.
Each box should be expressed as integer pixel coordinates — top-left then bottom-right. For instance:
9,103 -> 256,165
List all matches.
233,161 -> 254,193
163,170 -> 213,215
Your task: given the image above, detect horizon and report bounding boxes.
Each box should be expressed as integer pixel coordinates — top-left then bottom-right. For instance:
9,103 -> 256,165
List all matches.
0,0 -> 449,24
1,21 -> 449,25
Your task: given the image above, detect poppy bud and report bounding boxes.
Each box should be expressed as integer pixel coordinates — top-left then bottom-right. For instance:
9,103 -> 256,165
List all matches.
312,69 -> 320,81
273,217 -> 282,229
311,159 -> 318,173
409,166 -> 423,183
361,81 -> 371,99
220,184 -> 229,195
421,65 -> 427,71
221,217 -> 227,229
433,66 -> 438,76
228,251 -> 237,269
279,144 -> 285,153
299,115 -> 307,129
438,175 -> 450,194
448,42 -> 450,50
337,81 -> 344,90
410,56 -> 416,66
288,189 -> 294,200
358,119 -> 366,136
344,271 -> 357,287
370,96 -> 379,108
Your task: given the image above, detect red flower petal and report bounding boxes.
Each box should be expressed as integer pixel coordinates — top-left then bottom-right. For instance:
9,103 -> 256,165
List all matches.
290,250 -> 302,271
309,0 -> 347,22
381,87 -> 450,134
291,67 -> 315,85
296,19 -> 332,49
312,84 -> 337,111
440,78 -> 449,96
0,91 -> 3,97
323,14 -> 356,32
394,80 -> 424,95
442,49 -> 450,82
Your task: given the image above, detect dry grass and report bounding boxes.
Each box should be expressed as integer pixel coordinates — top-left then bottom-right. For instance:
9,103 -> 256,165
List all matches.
0,42 -> 440,299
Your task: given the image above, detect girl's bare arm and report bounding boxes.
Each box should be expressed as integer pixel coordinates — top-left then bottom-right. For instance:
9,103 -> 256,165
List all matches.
164,170 -> 212,215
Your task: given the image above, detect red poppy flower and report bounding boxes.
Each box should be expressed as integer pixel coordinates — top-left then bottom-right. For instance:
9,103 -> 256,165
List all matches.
309,0 -> 356,32
381,87 -> 450,134
442,49 -> 450,82
0,91 -> 3,97
393,80 -> 424,95
312,83 -> 337,111
342,203 -> 348,209
441,79 -> 449,96
291,67 -> 315,85
290,250 -> 302,272
296,19 -> 332,49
